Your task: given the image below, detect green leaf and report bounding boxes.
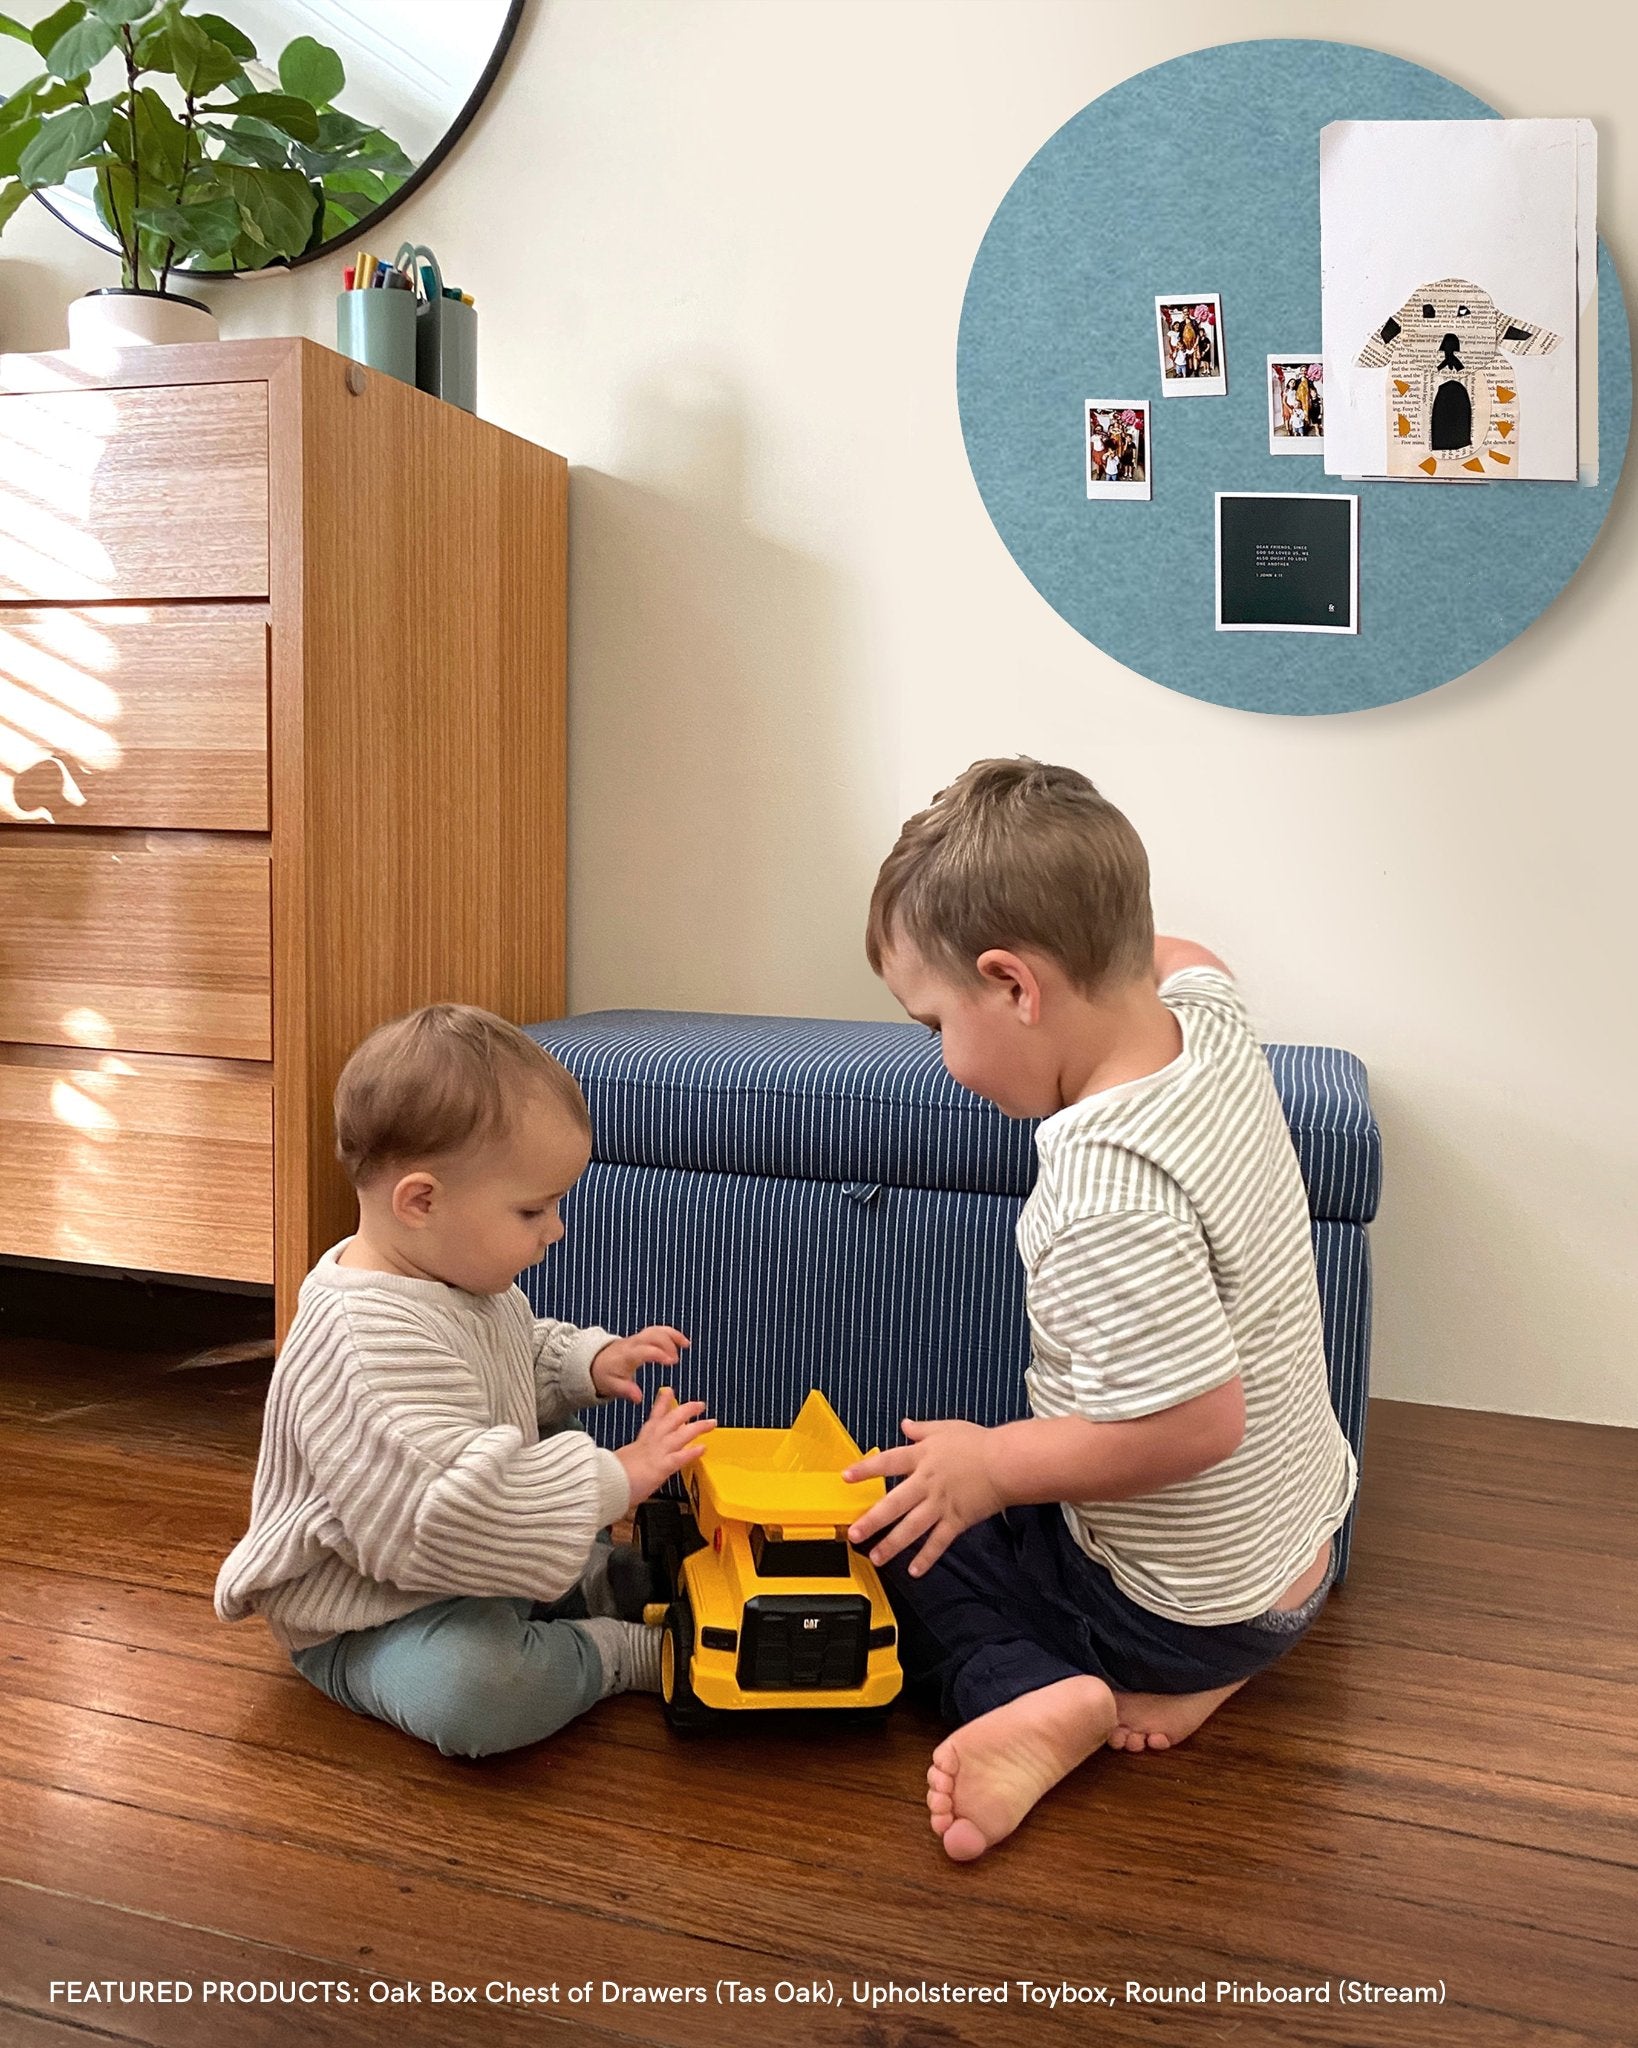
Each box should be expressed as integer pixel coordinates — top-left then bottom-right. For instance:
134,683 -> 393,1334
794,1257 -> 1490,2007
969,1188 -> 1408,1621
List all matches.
354,130 -> 411,178
18,99 -> 109,185
277,34 -> 342,106
130,13 -> 168,69
44,14 -> 114,80
313,107 -> 371,148
17,74 -> 91,120
321,165 -> 388,204
30,4 -> 84,61
137,187 -> 238,255
165,10 -> 242,96
0,175 -> 32,230
92,153 -> 132,248
193,11 -> 253,60
88,0 -> 152,24
319,195 -> 358,238
213,159 -> 314,262
131,84 -> 184,183
134,240 -> 157,288
297,137 -> 411,179
1,13 -> 37,43
1,78 -> 85,181
294,110 -> 413,181
0,79 -> 44,129
205,91 -> 316,142
0,116 -> 34,180
321,130 -> 411,177
197,117 -> 289,169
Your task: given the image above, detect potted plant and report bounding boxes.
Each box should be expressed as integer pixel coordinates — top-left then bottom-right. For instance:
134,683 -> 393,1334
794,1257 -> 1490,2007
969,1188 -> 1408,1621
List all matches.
0,0 -> 410,347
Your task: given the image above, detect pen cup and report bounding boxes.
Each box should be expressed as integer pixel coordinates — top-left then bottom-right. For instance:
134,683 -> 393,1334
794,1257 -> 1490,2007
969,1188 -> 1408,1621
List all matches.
335,288 -> 416,385
416,294 -> 477,413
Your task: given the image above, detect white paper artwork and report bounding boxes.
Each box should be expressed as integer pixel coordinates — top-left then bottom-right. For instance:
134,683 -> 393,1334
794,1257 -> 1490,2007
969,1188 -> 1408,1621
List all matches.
1355,279 -> 1557,480
1320,120 -> 1596,483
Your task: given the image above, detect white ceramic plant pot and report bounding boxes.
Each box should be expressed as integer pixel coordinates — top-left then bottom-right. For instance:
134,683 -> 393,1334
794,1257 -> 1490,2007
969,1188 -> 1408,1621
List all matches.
67,287 -> 219,353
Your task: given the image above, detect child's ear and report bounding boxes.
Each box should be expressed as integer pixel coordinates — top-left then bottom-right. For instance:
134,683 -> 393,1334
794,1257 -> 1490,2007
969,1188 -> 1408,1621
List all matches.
390,1171 -> 439,1228
975,948 -> 1043,1022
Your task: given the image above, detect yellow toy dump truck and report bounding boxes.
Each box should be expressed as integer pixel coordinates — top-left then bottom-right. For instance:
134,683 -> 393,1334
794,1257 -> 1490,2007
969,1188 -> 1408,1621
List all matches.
636,1390 -> 904,1730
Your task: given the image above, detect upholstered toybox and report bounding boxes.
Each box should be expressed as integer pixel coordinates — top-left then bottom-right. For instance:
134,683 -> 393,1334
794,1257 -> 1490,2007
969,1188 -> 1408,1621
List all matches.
522,1011 -> 1381,1578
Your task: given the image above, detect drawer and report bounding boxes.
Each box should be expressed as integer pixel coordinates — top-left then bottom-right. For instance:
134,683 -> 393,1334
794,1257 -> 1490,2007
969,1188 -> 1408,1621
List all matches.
0,1043 -> 271,1283
0,383 -> 268,601
0,608 -> 268,828
0,835 -> 270,1060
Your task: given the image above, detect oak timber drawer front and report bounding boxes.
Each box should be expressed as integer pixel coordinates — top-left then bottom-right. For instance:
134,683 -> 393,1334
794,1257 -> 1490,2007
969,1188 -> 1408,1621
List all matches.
0,838 -> 270,1060
0,1044 -> 272,1283
0,383 -> 268,601
0,609 -> 268,828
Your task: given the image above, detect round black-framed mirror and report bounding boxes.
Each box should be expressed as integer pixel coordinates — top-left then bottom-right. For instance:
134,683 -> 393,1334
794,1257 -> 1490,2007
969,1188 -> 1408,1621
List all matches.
10,0 -> 526,277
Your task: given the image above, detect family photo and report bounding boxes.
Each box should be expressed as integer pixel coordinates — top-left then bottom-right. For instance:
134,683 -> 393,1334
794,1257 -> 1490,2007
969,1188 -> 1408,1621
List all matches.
1155,292 -> 1226,394
1268,354 -> 1326,452
1085,400 -> 1151,498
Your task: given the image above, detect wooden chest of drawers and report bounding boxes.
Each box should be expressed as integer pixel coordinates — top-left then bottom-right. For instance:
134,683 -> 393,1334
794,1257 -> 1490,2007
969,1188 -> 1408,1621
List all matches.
0,341 -> 566,1328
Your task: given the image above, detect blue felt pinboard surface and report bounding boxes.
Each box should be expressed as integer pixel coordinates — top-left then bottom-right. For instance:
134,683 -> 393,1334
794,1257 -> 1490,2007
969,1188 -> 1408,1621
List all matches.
956,40 -> 1631,715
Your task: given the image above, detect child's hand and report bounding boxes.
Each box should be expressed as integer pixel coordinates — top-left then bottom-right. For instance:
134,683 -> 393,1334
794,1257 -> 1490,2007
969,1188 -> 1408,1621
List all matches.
591,1325 -> 690,1404
842,1420 -> 1003,1577
615,1387 -> 715,1508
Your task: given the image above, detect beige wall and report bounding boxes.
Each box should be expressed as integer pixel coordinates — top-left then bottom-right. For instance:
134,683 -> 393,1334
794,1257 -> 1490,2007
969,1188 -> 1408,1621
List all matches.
3,1 -> 1634,1424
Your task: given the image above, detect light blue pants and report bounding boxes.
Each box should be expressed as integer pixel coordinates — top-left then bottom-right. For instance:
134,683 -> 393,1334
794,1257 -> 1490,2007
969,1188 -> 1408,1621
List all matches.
292,1587 -> 607,1760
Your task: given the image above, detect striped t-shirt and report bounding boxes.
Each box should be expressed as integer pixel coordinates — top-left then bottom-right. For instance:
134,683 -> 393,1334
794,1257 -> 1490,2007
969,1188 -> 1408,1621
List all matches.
215,1247 -> 628,1651
1018,966 -> 1357,1626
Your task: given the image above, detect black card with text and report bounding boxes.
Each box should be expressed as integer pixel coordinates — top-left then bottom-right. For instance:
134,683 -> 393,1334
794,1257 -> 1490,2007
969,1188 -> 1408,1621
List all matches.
1216,493 -> 1357,633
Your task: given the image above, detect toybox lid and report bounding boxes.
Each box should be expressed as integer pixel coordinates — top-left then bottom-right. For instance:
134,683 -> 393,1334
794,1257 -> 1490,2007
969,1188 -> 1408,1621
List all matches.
528,1010 -> 1379,1221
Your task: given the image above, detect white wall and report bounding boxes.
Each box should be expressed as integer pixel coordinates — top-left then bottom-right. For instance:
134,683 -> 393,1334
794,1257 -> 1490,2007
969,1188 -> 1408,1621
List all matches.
3,0 -> 1634,1426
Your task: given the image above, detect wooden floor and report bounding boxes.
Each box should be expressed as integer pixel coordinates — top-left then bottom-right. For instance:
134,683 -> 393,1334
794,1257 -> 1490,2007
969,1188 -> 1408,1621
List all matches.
0,1270 -> 1633,2047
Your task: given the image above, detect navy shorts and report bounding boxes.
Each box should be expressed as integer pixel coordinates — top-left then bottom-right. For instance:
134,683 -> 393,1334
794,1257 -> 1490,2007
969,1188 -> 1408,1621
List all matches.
879,1502 -> 1335,1727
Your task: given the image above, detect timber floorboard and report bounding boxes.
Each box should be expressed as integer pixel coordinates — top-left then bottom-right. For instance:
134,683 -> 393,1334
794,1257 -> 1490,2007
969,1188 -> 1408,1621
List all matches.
0,1265 -> 1633,2047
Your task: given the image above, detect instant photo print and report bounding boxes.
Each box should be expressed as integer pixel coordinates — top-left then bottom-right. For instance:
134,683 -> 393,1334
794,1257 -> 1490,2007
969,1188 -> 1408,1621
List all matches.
1155,295 -> 1225,397
1085,401 -> 1152,500
1268,356 -> 1325,455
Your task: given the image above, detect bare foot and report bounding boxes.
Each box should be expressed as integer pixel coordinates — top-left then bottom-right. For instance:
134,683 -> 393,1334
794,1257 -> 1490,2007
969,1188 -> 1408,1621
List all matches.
923,1675 -> 1116,1862
1107,1678 -> 1247,1752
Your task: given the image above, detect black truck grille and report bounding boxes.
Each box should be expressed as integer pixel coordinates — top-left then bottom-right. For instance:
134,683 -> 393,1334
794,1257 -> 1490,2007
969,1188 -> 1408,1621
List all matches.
735,1594 -> 871,1692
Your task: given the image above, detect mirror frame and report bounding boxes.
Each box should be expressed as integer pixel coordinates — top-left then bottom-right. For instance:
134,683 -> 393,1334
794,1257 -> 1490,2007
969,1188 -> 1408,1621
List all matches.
29,0 -> 529,276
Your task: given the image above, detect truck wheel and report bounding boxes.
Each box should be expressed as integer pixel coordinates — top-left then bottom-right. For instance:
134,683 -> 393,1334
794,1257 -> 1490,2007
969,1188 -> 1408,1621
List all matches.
634,1497 -> 703,1600
843,1704 -> 895,1730
634,1497 -> 686,1561
660,1593 -> 717,1733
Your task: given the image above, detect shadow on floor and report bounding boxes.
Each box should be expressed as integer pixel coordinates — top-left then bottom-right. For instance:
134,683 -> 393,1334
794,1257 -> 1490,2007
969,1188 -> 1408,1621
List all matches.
0,1262 -> 272,1458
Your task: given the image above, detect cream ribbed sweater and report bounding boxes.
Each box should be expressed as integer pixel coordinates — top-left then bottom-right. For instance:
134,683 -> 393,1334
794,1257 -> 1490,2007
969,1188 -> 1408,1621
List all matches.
215,1244 -> 629,1651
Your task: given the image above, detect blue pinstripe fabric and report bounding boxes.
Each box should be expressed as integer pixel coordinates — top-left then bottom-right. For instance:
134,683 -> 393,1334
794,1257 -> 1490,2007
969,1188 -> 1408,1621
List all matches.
522,1012 -> 1377,1583
1312,1221 -> 1370,1579
528,1011 -> 1379,1223
524,1170 -> 1367,1582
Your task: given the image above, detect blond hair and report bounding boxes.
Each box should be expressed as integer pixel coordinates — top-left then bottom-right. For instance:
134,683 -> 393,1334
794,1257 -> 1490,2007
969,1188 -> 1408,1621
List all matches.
865,758 -> 1153,991
335,1004 -> 590,1187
